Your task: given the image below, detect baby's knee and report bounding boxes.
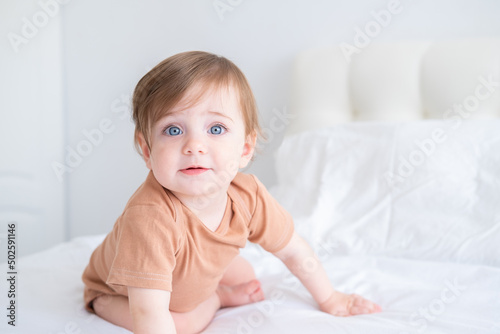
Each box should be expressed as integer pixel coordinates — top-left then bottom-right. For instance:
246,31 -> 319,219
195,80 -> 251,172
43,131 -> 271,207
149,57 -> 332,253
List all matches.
91,294 -> 134,331
171,311 -> 197,334
92,295 -> 113,315
220,256 -> 256,286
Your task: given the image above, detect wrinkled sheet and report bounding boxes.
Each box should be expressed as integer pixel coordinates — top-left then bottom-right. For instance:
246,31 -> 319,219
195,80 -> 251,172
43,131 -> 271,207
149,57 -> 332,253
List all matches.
1,235 -> 498,334
272,120 -> 500,267
2,120 -> 499,333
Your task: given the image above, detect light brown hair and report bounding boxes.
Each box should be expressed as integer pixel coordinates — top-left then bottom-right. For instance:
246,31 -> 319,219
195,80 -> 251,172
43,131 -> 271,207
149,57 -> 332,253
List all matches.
132,51 -> 262,155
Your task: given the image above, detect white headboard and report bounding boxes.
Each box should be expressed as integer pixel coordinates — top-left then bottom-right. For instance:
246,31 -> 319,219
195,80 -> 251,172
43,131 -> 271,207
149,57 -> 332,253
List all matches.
287,39 -> 500,135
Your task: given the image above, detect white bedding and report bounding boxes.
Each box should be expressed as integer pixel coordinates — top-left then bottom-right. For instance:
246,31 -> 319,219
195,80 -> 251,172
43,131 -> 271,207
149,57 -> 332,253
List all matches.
2,120 -> 500,333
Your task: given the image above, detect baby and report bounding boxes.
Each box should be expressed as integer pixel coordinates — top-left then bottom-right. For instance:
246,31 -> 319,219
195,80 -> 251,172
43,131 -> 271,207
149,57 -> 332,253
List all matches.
82,51 -> 381,334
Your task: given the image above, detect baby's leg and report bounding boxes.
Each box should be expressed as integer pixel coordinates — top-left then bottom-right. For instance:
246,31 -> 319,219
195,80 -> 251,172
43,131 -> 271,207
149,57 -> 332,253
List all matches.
217,255 -> 265,307
173,256 -> 264,332
220,255 -> 258,285
92,294 -> 133,330
93,283 -> 263,334
93,292 -> 220,334
92,256 -> 263,334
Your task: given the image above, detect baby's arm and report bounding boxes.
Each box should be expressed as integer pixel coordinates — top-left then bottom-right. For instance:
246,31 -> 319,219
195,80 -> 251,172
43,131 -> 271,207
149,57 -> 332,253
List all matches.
273,231 -> 381,316
128,287 -> 176,334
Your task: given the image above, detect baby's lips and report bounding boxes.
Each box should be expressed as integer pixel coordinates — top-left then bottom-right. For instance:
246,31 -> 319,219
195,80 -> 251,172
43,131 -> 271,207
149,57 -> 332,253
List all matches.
180,167 -> 210,175
183,165 -> 209,170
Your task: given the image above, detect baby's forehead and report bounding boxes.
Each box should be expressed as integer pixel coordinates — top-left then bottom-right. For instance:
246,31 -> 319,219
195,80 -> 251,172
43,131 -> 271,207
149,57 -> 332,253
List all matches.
166,83 -> 241,115
180,81 -> 239,104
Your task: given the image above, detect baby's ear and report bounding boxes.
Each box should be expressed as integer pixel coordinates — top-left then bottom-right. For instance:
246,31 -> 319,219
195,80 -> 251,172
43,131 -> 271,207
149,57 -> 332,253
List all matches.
137,132 -> 153,170
239,132 -> 257,169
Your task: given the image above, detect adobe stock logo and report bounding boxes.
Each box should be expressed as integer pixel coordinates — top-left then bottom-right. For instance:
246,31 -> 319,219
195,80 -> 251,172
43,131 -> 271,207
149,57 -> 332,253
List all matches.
384,74 -> 498,188
51,93 -> 131,182
384,128 -> 448,188
255,106 -> 296,151
7,0 -> 72,53
213,0 -> 244,21
401,278 -> 467,333
340,0 -> 404,63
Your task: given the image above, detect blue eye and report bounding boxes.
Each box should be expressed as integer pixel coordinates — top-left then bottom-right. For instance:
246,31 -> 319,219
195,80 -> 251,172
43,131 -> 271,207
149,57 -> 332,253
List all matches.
165,126 -> 182,136
209,124 -> 226,135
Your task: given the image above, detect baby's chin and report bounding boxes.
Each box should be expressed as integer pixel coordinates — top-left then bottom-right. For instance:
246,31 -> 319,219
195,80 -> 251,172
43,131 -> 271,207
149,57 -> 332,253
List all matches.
168,183 -> 231,206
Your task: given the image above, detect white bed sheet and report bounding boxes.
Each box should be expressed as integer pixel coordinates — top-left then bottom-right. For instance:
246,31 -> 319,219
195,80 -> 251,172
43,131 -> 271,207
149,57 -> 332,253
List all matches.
273,120 -> 500,268
2,120 -> 500,333
1,235 -> 499,334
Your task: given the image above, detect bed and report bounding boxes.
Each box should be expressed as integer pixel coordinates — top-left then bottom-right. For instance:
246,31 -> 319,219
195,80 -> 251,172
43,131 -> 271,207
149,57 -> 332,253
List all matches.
2,40 -> 500,333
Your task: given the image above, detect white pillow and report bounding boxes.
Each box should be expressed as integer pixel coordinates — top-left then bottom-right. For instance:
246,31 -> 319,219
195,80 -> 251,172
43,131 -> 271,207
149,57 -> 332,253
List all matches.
271,120 -> 500,267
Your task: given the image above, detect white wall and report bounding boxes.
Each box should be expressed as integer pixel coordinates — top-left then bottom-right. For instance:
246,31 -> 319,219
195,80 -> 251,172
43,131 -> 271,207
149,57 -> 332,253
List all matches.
0,0 -> 66,258
2,0 -> 500,254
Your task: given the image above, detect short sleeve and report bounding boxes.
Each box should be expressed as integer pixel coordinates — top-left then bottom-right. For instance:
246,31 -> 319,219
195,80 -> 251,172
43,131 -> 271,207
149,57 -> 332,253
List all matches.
247,176 -> 295,253
106,205 -> 180,293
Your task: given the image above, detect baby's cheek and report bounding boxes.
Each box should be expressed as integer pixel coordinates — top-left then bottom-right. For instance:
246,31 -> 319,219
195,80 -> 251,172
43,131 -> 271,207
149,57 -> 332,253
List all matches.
225,157 -> 241,174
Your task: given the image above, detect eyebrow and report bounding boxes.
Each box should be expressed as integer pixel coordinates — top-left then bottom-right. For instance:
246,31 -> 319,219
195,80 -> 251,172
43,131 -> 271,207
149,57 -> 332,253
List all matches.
208,110 -> 233,122
165,110 -> 233,122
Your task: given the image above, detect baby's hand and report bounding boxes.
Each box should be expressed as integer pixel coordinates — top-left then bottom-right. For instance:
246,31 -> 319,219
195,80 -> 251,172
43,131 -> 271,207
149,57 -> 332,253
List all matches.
318,291 -> 382,317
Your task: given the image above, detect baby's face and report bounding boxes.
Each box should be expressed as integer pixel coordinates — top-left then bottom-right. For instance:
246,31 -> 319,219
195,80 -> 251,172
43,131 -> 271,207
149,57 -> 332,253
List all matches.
142,83 -> 255,204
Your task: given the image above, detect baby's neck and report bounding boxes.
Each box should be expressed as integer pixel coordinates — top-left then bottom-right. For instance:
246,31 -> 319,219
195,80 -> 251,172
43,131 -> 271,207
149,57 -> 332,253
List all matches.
178,191 -> 229,232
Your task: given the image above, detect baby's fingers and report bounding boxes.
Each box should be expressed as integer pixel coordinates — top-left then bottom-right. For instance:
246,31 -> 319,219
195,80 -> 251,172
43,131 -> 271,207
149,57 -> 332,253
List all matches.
348,294 -> 382,315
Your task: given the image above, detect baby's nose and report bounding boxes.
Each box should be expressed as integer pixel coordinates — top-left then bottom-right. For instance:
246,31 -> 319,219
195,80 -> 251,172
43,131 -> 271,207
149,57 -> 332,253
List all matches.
182,135 -> 207,155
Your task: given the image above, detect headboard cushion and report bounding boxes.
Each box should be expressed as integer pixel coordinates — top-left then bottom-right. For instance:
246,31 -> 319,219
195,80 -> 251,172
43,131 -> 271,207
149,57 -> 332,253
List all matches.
287,39 -> 500,135
421,39 -> 500,119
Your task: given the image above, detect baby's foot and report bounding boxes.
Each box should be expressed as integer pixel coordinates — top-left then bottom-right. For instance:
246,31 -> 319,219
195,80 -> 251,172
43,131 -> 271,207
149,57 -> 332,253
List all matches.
216,279 -> 265,308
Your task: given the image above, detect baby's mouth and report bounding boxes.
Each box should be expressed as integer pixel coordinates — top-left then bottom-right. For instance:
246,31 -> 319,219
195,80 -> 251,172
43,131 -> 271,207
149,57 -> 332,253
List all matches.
180,166 -> 210,175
